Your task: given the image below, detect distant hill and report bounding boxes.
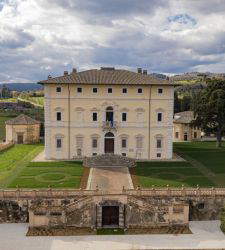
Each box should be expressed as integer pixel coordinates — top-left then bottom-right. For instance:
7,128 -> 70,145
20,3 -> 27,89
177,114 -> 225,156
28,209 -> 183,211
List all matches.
0,83 -> 43,92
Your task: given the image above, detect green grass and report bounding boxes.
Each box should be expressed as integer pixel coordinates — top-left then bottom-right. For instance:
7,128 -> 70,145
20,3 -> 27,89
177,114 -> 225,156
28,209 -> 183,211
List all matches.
136,141 -> 225,188
0,98 -> 17,102
0,144 -> 44,187
97,228 -> 125,235
8,161 -> 83,188
174,141 -> 225,187
136,161 -> 214,188
0,115 -> 16,141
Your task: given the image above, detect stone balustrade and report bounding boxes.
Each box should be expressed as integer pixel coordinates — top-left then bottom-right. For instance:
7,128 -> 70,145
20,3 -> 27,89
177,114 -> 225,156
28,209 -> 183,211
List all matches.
0,187 -> 225,199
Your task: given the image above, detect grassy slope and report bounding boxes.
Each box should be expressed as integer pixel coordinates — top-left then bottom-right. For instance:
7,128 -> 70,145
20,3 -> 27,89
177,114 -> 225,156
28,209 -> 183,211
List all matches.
0,144 -> 44,188
174,142 -> 225,187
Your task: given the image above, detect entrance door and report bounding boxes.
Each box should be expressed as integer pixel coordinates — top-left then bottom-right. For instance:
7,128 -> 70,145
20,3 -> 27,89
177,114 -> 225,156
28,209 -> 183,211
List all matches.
105,138 -> 114,153
102,206 -> 119,227
17,134 -> 24,144
184,133 -> 188,141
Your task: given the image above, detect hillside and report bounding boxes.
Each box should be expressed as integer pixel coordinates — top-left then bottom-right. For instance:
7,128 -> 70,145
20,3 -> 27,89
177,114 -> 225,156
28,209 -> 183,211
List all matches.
0,83 -> 43,92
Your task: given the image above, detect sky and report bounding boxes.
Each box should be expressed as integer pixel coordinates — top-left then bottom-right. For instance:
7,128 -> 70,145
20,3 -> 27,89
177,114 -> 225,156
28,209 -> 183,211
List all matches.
1,0 -> 225,83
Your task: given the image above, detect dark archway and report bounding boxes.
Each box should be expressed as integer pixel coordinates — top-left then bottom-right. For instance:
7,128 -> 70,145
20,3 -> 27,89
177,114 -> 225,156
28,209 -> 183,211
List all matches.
102,206 -> 119,227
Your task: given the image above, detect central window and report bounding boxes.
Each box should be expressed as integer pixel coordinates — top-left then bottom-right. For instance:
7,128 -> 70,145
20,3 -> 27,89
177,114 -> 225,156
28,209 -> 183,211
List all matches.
92,112 -> 98,122
106,106 -> 114,123
92,138 -> 98,148
108,88 -> 112,93
56,87 -> 61,93
122,139 -> 127,148
138,88 -> 143,94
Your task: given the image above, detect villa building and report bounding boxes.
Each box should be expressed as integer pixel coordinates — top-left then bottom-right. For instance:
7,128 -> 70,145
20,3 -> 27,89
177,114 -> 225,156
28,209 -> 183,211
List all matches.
39,67 -> 175,160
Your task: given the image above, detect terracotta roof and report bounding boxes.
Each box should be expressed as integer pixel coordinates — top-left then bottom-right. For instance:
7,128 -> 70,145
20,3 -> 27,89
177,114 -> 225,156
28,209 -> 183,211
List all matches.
38,68 -> 173,85
5,114 -> 41,125
174,111 -> 195,124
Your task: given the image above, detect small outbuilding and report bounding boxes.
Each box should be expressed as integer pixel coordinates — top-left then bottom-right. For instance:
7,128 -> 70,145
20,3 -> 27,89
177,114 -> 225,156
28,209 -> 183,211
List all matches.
173,111 -> 202,142
5,114 -> 41,144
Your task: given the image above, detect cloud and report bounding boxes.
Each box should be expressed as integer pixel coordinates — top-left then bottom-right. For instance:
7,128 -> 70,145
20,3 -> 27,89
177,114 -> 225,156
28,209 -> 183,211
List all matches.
0,0 -> 225,82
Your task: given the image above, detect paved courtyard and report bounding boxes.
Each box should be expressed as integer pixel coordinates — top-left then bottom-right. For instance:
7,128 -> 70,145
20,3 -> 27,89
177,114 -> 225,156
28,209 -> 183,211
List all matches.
0,221 -> 225,250
87,167 -> 133,191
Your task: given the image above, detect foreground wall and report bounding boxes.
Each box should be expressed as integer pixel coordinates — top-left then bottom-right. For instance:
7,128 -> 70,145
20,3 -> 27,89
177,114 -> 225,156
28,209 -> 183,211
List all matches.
0,188 -> 225,227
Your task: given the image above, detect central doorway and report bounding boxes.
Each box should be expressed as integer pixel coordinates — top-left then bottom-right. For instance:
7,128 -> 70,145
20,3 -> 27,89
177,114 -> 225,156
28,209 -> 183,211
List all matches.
104,132 -> 114,154
102,206 -> 119,227
17,134 -> 24,144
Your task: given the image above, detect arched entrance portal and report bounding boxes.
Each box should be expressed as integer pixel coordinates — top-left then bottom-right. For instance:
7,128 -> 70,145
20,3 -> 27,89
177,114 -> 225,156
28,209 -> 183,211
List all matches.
104,132 -> 114,154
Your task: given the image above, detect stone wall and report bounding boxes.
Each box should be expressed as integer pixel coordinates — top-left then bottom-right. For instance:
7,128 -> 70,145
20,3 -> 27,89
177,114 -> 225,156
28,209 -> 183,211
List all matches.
1,188 -> 225,228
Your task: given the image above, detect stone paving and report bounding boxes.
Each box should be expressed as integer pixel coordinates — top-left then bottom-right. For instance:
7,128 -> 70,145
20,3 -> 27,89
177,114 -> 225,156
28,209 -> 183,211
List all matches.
87,166 -> 134,191
0,221 -> 225,250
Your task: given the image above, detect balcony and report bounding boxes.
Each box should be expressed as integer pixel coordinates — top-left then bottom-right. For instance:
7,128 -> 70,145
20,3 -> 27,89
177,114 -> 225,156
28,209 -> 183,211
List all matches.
102,121 -> 118,131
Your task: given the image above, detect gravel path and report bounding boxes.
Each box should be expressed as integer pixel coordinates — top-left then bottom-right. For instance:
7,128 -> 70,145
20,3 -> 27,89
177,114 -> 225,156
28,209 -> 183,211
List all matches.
0,221 -> 225,250
87,167 -> 133,192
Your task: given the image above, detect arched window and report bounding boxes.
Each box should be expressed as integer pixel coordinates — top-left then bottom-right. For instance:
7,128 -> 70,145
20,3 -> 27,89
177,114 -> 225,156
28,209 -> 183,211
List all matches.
106,106 -> 113,111
105,132 -> 114,138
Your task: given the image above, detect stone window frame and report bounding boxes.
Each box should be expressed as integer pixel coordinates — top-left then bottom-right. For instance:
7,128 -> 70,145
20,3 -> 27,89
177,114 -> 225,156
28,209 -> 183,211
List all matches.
107,87 -> 113,94
77,87 -> 82,93
122,88 -> 127,94
135,134 -> 144,149
56,86 -> 62,93
156,108 -> 164,123
55,107 -> 64,121
91,134 -> 100,150
74,107 -> 85,122
55,134 -> 64,150
157,88 -> 163,95
75,134 -> 84,156
92,87 -> 98,93
175,132 -> 179,138
155,134 -> 163,150
135,107 -> 145,122
120,108 -> 129,122
137,88 -> 143,94
119,134 -> 129,150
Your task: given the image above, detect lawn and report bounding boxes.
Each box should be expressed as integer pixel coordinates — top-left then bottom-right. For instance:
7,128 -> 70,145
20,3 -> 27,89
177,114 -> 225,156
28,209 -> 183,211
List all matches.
134,161 -> 214,188
134,142 -> 225,188
0,115 -> 16,141
8,161 -> 83,188
0,144 -> 44,187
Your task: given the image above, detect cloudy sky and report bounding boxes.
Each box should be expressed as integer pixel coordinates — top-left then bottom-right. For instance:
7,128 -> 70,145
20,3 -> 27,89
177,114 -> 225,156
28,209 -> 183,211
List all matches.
1,0 -> 225,82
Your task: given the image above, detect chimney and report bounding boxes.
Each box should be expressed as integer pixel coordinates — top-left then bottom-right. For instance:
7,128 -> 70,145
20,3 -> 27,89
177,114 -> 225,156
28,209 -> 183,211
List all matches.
48,75 -> 52,79
137,68 -> 142,74
64,71 -> 69,76
72,68 -> 77,74
143,69 -> 148,75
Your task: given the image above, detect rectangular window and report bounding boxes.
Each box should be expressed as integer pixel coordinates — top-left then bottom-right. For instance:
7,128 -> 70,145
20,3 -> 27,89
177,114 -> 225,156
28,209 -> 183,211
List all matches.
56,87 -> 61,93
122,113 -> 127,122
138,88 -> 143,94
92,138 -> 98,148
122,88 -> 127,93
122,139 -> 127,148
157,153 -> 161,158
56,138 -> 62,148
158,88 -> 163,94
56,112 -> 61,121
93,87 -> 98,93
194,132 -> 197,139
92,112 -> 97,121
108,88 -> 112,93
122,153 -> 126,157
77,87 -> 82,93
175,132 -> 179,138
157,113 -> 162,122
157,139 -> 162,148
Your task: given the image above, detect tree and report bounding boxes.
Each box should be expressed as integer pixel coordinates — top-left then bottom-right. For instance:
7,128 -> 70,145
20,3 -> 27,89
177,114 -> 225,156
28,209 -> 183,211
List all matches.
191,79 -> 225,147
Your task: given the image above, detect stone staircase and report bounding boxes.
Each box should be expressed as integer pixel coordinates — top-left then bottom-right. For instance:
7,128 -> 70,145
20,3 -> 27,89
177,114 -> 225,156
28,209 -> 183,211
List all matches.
83,154 -> 136,168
